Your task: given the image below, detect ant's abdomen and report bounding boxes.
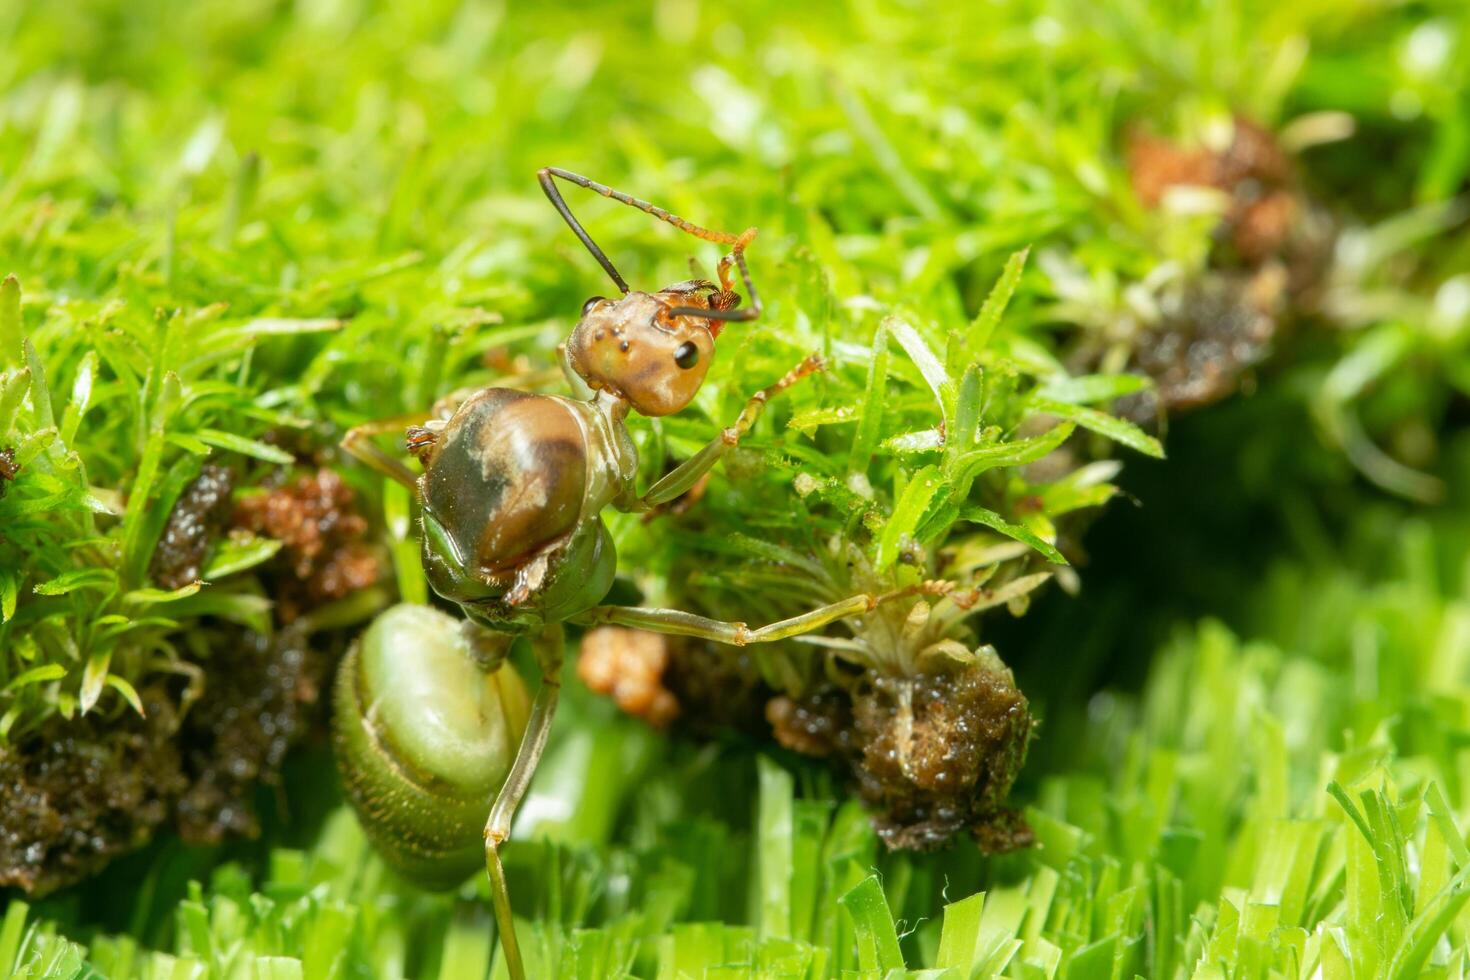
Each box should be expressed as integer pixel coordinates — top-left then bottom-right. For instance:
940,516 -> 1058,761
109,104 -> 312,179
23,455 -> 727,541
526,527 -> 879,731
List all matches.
421,388 -> 587,575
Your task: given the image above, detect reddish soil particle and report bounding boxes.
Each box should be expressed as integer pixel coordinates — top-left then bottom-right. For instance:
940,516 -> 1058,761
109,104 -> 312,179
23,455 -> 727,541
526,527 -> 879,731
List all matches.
150,464 -> 236,589
767,688 -> 853,758
1127,116 -> 1299,266
231,469 -> 380,621
577,627 -> 680,728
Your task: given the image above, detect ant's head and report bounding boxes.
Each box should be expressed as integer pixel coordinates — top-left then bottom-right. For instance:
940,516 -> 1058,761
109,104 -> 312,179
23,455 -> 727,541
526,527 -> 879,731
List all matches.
538,168 -> 764,415
566,282 -> 732,416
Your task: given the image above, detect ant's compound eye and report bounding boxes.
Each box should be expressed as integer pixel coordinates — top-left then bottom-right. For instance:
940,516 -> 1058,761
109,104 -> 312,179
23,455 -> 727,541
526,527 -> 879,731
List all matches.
581,296 -> 606,318
673,341 -> 700,370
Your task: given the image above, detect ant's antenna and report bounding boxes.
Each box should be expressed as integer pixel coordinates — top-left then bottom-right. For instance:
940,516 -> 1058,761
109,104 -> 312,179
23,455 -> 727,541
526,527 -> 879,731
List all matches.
537,168 -> 762,326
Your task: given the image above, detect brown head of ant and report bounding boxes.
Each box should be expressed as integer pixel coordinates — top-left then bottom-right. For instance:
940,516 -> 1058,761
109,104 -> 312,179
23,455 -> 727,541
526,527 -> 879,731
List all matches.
540,167 -> 763,417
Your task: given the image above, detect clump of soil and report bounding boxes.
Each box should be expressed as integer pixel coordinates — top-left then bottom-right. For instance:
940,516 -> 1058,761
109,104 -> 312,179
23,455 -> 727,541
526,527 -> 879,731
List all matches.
0,457 -> 379,895
1111,116 -> 1335,421
232,469 -> 380,621
0,625 -> 326,894
0,687 -> 183,894
1128,116 -> 1304,268
150,464 -> 236,589
849,654 -> 1033,851
585,633 -> 1034,853
661,639 -> 773,739
1120,270 -> 1284,421
174,627 -> 324,842
769,653 -> 1033,852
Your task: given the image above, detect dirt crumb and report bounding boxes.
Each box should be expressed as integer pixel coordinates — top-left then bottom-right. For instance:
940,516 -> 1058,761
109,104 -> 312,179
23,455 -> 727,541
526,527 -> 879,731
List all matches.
767,687 -> 852,758
1127,116 -> 1299,266
0,446 -> 17,497
0,628 -> 329,894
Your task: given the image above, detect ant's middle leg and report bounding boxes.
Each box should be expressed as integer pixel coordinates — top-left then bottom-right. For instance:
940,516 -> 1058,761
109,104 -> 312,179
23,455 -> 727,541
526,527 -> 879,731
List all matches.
340,412 -> 432,490
482,622 -> 564,980
623,352 -> 825,511
572,581 -> 953,647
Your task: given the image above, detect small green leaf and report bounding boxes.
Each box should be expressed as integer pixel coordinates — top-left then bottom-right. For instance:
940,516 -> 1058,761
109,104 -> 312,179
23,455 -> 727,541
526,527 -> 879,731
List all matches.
850,324 -> 890,472
3,663 -> 66,692
59,351 -> 98,445
963,507 -> 1067,564
969,247 -> 1029,352
194,428 -> 295,465
1027,397 -> 1164,458
79,648 -> 112,714
1035,373 -> 1149,405
0,368 -> 31,438
887,316 -> 949,410
105,674 -> 146,717
0,569 -> 16,623
876,464 -> 943,571
123,582 -> 203,605
33,567 -> 117,595
0,275 -> 20,367
23,339 -> 55,433
787,403 -> 860,436
202,536 -> 283,580
950,422 -> 1075,483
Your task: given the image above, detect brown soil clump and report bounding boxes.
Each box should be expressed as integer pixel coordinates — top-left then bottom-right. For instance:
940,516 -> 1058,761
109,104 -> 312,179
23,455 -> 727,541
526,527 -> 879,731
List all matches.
0,688 -> 183,894
174,627 -> 324,842
0,628 -> 328,894
232,469 -> 379,621
586,629 -> 1033,853
849,656 -> 1033,852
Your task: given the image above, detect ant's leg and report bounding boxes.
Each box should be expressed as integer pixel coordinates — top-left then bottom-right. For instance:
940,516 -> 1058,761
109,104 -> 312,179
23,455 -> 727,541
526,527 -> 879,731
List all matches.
573,582 -> 952,646
340,413 -> 429,490
625,352 -> 824,511
483,623 -> 564,980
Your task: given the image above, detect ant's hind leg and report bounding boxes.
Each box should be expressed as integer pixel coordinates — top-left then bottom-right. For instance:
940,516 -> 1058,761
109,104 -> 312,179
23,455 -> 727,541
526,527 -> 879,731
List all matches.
573,581 -> 953,647
340,413 -> 431,490
483,623 -> 564,980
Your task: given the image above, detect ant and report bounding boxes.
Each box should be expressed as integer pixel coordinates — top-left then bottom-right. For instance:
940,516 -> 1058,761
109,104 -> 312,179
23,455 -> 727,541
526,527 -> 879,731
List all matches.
338,168 -> 942,980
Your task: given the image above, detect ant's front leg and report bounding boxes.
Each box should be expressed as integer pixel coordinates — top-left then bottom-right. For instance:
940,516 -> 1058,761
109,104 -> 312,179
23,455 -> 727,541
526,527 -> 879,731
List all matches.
623,352 -> 825,512
573,581 -> 953,646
